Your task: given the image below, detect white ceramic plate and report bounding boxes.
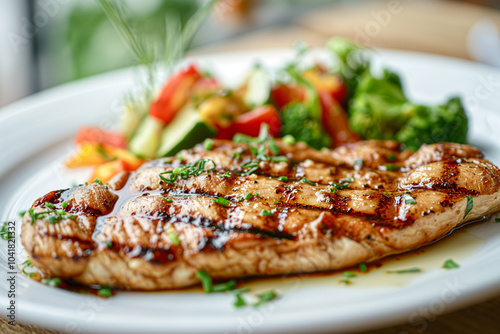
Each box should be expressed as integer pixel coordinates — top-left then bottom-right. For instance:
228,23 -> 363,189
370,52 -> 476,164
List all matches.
1,49 -> 500,334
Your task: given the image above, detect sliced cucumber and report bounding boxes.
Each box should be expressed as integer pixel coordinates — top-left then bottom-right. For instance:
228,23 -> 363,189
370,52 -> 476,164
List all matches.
243,65 -> 271,108
120,103 -> 143,140
129,116 -> 164,159
120,96 -> 150,139
157,105 -> 216,157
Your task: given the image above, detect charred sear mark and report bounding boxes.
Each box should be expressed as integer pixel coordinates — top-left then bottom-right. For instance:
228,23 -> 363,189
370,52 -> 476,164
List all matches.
33,189 -> 67,207
152,212 -> 295,242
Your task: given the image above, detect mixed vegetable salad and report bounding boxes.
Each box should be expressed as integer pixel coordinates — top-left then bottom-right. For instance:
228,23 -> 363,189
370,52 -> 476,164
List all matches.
65,38 -> 468,183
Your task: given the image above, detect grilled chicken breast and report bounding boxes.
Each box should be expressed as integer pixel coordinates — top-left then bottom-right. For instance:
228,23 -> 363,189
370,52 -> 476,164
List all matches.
21,140 -> 500,290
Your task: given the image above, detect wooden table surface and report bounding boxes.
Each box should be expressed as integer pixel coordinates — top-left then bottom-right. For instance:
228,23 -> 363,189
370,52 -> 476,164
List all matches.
4,0 -> 500,333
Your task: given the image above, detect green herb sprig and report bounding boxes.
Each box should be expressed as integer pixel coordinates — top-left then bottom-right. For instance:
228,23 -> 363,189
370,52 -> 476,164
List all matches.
97,0 -> 217,101
0,222 -> 13,240
159,158 -> 216,185
28,208 -> 76,225
330,177 -> 354,192
464,195 -> 473,218
234,124 -> 288,176
42,277 -> 62,288
442,259 -> 459,269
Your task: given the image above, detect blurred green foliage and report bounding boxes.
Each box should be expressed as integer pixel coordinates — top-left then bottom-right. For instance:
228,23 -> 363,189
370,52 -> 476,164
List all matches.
63,0 -> 198,81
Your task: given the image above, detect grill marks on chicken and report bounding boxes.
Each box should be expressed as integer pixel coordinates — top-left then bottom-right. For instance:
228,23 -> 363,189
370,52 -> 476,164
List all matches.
21,140 -> 500,290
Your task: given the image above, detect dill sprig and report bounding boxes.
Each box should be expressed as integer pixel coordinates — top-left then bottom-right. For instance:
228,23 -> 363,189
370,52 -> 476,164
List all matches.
97,0 -> 218,100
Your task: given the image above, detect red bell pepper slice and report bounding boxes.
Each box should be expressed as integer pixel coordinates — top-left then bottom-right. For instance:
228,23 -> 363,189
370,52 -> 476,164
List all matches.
319,91 -> 360,147
150,64 -> 202,124
215,105 -> 281,139
74,127 -> 128,149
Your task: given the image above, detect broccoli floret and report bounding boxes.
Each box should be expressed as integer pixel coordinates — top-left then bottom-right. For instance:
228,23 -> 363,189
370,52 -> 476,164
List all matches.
349,70 -> 468,150
328,36 -> 469,150
349,69 -> 416,140
395,97 -> 468,150
327,37 -> 370,99
281,103 -> 331,150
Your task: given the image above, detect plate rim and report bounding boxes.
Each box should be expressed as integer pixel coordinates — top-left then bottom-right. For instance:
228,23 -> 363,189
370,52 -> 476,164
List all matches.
2,47 -> 500,334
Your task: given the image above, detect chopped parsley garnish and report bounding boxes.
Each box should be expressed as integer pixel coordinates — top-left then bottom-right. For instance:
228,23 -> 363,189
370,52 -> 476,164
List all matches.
196,270 -> 213,293
277,176 -> 288,181
18,211 -> 26,218
234,293 -> 246,307
44,202 -> 55,209
42,277 -> 62,287
261,210 -> 274,217
254,290 -> 277,307
0,222 -> 13,240
28,208 -> 75,225
402,194 -> 417,204
168,231 -> 180,246
274,200 -> 278,204
21,259 -> 35,277
94,178 -> 103,185
212,196 -> 230,207
442,259 -> 459,269
212,280 -> 237,292
330,176 -> 354,191
331,179 -> 353,191
282,135 -> 296,145
106,241 -> 113,248
268,139 -> 280,155
62,202 -> 69,209
232,150 -> 242,161
339,177 -> 354,183
386,267 -> 421,274
386,153 -> 396,162
163,198 -> 173,203
359,263 -> 367,273
330,187 -> 336,193
195,270 -> 240,294
241,160 -> 259,176
269,156 -> 288,162
384,164 -> 400,171
301,177 -> 315,186
464,195 -> 473,218
245,193 -> 253,201
343,272 -> 356,278
235,125 -> 288,176
176,151 -> 184,162
354,159 -> 364,169
97,287 -> 112,298
159,158 -> 216,185
203,138 -> 214,151
217,171 -> 231,178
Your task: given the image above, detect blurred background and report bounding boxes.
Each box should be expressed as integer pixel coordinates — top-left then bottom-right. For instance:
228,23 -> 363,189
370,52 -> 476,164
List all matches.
1,0 -> 500,108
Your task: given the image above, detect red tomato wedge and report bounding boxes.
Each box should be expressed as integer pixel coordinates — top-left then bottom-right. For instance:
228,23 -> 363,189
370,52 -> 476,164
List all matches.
150,64 -> 202,124
319,91 -> 361,147
270,83 -> 304,110
215,105 -> 282,139
74,127 -> 128,149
